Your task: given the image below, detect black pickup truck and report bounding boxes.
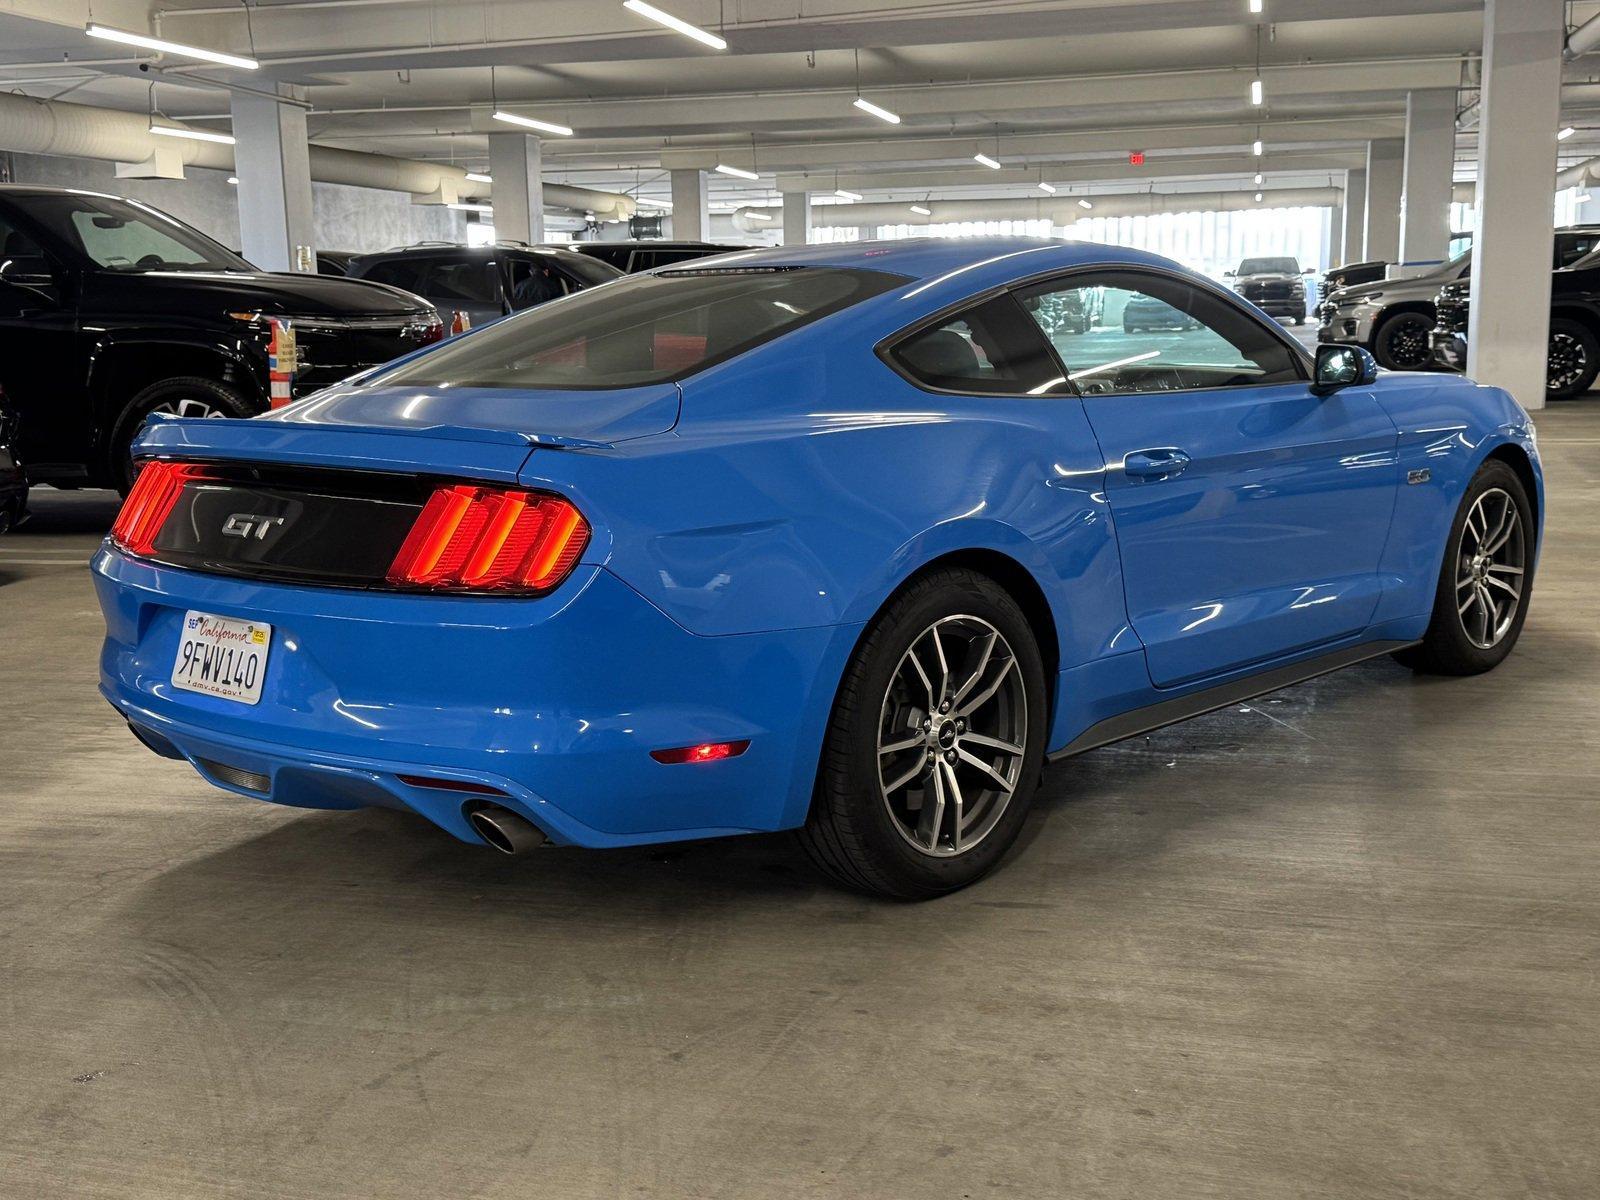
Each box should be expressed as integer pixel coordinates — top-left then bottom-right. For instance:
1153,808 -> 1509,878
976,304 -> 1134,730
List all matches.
0,185 -> 443,492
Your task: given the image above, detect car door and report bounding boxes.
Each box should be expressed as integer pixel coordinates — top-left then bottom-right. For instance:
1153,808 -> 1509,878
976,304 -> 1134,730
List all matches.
0,206 -> 82,476
1014,269 -> 1400,688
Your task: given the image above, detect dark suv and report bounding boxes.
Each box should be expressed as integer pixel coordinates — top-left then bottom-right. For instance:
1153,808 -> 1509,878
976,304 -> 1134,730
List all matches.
347,242 -> 622,327
0,185 -> 444,492
571,240 -> 741,274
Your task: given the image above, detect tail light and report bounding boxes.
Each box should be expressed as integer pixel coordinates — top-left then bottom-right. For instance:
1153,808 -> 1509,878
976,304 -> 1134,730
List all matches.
110,461 -> 216,557
387,485 -> 589,594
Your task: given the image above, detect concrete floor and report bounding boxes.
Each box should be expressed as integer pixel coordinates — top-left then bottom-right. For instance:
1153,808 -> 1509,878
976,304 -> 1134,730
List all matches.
2,406 -> 1597,1200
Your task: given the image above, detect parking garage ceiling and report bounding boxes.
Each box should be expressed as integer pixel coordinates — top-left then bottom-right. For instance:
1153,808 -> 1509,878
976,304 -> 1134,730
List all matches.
3,0 -> 1600,212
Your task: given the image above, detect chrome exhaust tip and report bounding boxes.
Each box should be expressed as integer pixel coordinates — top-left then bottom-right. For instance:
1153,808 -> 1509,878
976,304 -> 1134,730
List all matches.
467,805 -> 547,855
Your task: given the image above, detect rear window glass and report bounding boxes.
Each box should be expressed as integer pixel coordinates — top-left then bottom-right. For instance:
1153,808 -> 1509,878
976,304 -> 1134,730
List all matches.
375,266 -> 904,390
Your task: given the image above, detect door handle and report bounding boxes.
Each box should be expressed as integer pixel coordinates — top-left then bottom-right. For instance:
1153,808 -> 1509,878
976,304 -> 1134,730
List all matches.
1122,448 -> 1191,479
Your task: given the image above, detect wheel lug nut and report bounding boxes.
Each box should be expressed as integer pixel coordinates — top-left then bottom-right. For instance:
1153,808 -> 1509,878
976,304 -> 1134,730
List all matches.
944,750 -> 957,763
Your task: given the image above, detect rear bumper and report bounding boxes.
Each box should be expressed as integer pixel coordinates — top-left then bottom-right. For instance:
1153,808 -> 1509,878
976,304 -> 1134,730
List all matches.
94,547 -> 852,847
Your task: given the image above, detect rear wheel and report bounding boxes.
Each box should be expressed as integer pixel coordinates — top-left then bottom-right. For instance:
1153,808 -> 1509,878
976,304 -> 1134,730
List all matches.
1546,318 -> 1600,399
796,567 -> 1048,899
1393,460 -> 1533,675
109,377 -> 256,493
1372,310 -> 1433,371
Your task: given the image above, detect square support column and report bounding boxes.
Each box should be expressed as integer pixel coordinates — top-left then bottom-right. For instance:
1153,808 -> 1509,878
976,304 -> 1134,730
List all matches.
487,133 -> 544,245
1343,167 -> 1368,263
1364,139 -> 1404,264
230,85 -> 315,272
782,192 -> 811,246
1400,89 -> 1458,264
670,169 -> 709,241
1467,0 -> 1564,410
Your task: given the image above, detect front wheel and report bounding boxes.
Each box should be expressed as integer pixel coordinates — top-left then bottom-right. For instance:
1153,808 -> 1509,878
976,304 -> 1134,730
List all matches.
1393,460 -> 1534,675
1547,318 -> 1600,399
796,567 -> 1048,899
1372,310 -> 1433,371
108,377 -> 257,493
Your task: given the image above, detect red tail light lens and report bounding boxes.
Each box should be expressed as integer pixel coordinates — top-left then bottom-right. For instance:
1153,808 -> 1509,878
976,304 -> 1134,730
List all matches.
650,740 -> 751,765
387,485 -> 589,594
109,461 -> 216,557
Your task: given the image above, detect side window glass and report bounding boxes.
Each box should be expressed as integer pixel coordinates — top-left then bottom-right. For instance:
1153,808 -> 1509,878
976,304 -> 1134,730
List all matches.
888,293 -> 1063,394
422,258 -> 502,306
1013,271 -> 1302,396
0,217 -> 55,285
508,258 -> 572,310
359,260 -> 423,292
1556,235 -> 1597,268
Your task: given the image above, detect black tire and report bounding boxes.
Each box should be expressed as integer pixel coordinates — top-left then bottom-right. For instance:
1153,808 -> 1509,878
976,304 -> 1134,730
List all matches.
1392,460 -> 1534,676
1372,310 -> 1434,371
108,376 -> 257,493
1546,318 -> 1600,400
796,567 -> 1049,899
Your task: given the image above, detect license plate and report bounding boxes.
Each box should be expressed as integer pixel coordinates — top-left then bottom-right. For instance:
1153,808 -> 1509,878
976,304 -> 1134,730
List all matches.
171,610 -> 272,705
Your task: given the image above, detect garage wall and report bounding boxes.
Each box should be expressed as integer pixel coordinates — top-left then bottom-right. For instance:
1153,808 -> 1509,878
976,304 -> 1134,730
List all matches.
7,153 -> 467,256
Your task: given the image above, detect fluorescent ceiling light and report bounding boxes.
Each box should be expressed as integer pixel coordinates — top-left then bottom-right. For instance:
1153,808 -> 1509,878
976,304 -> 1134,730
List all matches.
1255,192 -> 1264,202
852,97 -> 901,124
227,176 -> 238,185
910,204 -> 932,216
745,211 -> 774,221
715,163 -> 760,180
634,196 -> 673,209
86,23 -> 259,70
1038,181 -> 1056,194
1577,193 -> 1594,203
622,1 -> 727,50
1252,139 -> 1264,156
834,189 -> 862,202
1250,79 -> 1263,106
1254,172 -> 1264,185
448,202 -> 494,213
974,153 -> 1002,170
1559,126 -> 1577,140
150,122 -> 236,145
1249,0 -> 1264,14
464,171 -> 492,184
491,111 -> 575,136
1078,198 -> 1093,210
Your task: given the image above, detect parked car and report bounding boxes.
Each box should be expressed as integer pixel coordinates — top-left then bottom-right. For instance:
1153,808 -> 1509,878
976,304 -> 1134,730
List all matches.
0,390 -> 26,533
572,240 -> 742,274
0,185 -> 445,492
95,238 -> 1542,898
1432,244 -> 1600,398
1121,292 -> 1200,332
1031,282 -> 1104,334
1225,256 -> 1311,323
347,242 -> 623,326
1320,225 -> 1600,371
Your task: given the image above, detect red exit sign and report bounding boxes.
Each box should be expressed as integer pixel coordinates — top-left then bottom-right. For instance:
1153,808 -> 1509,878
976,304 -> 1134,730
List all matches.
1129,151 -> 1145,166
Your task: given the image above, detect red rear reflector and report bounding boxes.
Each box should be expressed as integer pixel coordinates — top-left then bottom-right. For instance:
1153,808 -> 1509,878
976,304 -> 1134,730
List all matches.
650,740 -> 751,765
387,485 -> 589,594
396,774 -> 508,796
110,461 -> 216,557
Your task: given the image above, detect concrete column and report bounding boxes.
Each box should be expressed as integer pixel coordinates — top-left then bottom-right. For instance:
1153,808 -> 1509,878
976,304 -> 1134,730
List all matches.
782,192 -> 811,246
1343,167 -> 1368,262
1364,139 -> 1404,263
670,169 -> 709,241
1400,89 -> 1458,264
1467,0 -> 1564,410
230,85 -> 315,272
1328,200 -> 1345,266
487,132 -> 544,244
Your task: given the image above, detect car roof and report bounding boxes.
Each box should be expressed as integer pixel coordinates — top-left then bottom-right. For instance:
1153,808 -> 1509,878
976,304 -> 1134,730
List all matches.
573,240 -> 739,251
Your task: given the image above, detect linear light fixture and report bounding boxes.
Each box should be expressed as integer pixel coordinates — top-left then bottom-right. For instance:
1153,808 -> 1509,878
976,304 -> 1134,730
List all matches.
910,204 -> 932,216
1559,126 -> 1577,140
622,0 -> 727,50
1038,181 -> 1056,194
86,23 -> 259,70
491,111 -> 575,136
227,176 -> 238,185
635,196 -> 673,208
1252,138 -> 1264,156
448,202 -> 494,213
715,163 -> 760,180
974,153 -> 1002,170
1254,172 -> 1264,184
150,122 -> 236,145
1250,79 -> 1263,106
1078,198 -> 1094,210
464,171 -> 492,184
745,211 -> 774,221
1255,192 -> 1264,202
1249,0 -> 1264,14
834,188 -> 862,202
853,97 -> 901,124
1577,192 -> 1593,203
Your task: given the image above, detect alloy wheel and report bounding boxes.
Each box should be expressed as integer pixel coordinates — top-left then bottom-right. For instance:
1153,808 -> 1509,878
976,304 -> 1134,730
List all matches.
1455,487 -> 1526,650
148,397 -> 228,419
1547,331 -> 1589,393
877,615 -> 1028,858
1383,315 -> 1431,369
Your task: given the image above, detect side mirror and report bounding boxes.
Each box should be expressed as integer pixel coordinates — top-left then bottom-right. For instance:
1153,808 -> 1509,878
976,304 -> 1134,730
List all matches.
1303,267 -> 1316,274
1222,270 -> 1236,277
1312,343 -> 1379,396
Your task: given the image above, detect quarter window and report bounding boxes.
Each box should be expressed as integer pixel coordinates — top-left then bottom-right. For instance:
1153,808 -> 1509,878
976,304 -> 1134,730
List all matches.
887,293 -> 1064,395
1013,271 -> 1302,396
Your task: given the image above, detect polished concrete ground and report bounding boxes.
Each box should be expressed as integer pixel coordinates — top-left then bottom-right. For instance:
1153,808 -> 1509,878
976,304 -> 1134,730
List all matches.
2,406 -> 1597,1200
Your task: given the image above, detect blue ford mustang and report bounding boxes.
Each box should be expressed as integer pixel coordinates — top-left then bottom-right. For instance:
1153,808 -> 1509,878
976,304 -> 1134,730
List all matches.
94,238 -> 1543,898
